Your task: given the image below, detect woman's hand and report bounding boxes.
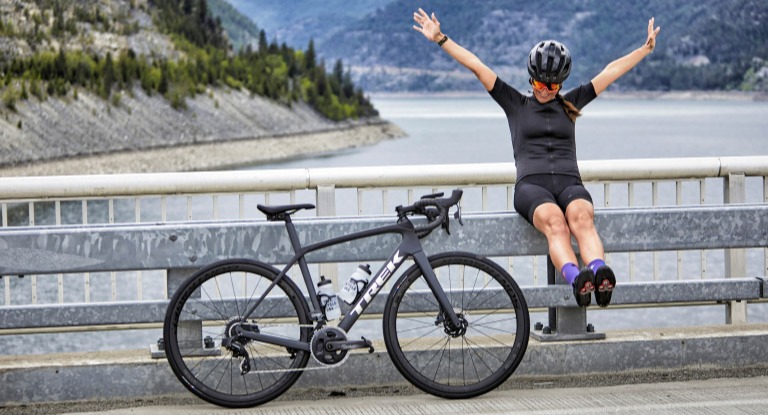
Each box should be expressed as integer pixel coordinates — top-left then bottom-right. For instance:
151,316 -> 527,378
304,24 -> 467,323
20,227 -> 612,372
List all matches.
411,7 -> 497,91
413,8 -> 443,42
645,17 -> 661,52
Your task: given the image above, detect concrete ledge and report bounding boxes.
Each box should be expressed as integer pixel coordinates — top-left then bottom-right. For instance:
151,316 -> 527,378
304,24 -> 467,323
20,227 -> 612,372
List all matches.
1,323 -> 767,405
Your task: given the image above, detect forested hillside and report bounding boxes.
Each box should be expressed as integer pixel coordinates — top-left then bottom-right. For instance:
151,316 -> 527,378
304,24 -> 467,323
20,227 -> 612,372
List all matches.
0,0 -> 376,120
227,0 -> 768,93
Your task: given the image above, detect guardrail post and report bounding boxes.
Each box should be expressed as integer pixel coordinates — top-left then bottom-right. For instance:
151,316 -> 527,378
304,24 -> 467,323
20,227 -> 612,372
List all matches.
150,267 -> 203,358
316,185 -> 338,288
531,256 -> 605,341
724,173 -> 748,324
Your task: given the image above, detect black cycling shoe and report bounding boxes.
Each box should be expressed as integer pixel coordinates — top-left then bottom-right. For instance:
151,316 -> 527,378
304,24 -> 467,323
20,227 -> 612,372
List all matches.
594,265 -> 616,307
572,268 -> 595,307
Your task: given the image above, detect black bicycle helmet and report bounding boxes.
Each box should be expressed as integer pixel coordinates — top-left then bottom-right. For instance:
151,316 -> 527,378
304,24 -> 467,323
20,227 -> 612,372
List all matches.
527,40 -> 572,84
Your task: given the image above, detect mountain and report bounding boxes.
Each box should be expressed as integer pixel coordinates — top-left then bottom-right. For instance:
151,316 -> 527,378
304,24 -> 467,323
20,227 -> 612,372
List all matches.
223,0 -> 386,51
206,0 -> 260,51
225,0 -> 768,93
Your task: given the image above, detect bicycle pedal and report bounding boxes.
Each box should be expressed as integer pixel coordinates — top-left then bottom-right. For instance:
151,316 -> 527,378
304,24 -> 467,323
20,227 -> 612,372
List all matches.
361,336 -> 374,353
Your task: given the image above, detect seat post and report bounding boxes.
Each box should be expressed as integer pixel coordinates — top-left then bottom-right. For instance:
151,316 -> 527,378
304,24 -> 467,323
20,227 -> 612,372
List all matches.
282,215 -> 302,253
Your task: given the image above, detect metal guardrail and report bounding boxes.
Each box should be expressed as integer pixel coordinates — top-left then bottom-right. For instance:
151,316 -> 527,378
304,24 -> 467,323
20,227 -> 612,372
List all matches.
0,156 -> 766,339
0,156 -> 766,199
0,204 -> 766,339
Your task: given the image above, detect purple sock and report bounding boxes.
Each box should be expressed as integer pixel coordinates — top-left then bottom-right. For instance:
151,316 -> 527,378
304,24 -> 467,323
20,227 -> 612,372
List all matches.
561,262 -> 580,285
588,259 -> 606,274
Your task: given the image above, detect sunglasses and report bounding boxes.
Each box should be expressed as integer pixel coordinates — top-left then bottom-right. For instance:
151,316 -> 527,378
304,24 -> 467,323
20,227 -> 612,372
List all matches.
531,79 -> 562,92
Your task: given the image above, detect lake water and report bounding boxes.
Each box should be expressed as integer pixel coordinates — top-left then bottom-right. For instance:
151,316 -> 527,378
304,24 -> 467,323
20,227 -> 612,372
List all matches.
3,96 -> 768,355
254,95 -> 768,169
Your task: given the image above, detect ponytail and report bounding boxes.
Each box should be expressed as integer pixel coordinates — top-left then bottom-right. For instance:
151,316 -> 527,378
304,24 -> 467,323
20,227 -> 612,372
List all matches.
555,94 -> 581,123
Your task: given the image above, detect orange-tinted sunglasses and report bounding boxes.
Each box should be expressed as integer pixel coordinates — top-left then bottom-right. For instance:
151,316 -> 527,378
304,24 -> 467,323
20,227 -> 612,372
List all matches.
531,79 -> 561,92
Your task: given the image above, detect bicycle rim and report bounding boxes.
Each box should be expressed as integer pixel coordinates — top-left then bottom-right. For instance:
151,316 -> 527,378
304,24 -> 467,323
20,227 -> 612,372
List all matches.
163,260 -> 312,408
383,252 -> 530,398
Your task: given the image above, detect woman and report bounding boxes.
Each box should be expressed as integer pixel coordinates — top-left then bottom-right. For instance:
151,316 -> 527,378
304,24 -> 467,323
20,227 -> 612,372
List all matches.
413,8 -> 660,307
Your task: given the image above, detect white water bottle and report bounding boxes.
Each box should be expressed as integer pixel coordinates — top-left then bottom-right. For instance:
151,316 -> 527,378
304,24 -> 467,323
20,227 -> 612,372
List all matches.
317,276 -> 340,321
339,264 -> 372,304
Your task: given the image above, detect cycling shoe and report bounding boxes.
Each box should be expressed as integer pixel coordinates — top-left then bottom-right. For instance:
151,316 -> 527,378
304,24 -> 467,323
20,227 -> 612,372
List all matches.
594,265 -> 616,307
572,268 -> 595,307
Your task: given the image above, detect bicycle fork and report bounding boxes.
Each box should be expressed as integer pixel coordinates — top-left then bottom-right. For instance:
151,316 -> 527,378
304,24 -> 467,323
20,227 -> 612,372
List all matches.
409,250 -> 465,333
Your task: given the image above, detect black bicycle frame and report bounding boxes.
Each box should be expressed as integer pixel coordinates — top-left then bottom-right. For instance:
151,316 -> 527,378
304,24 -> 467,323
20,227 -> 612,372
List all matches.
236,214 -> 461,352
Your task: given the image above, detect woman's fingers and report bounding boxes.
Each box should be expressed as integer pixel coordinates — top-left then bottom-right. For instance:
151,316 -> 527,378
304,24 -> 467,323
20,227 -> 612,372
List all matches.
413,8 -> 440,38
647,17 -> 660,39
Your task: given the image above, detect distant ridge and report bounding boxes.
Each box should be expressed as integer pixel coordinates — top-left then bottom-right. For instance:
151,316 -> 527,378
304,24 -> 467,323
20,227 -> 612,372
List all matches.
226,0 -> 768,93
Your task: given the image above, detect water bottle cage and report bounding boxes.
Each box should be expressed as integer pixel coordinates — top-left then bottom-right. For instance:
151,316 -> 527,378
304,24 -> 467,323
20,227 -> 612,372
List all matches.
317,293 -> 331,309
349,280 -> 368,304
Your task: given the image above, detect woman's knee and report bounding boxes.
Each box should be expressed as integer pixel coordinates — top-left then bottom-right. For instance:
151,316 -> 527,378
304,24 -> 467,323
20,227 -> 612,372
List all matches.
533,205 -> 570,238
566,203 -> 596,234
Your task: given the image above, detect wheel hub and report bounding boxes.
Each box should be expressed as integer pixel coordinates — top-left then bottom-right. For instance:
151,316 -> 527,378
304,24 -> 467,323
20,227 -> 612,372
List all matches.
439,310 -> 468,337
224,317 -> 259,347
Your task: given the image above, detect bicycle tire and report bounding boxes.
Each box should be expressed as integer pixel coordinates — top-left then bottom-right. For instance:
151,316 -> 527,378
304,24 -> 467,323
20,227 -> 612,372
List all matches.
383,252 -> 529,399
163,259 -> 312,408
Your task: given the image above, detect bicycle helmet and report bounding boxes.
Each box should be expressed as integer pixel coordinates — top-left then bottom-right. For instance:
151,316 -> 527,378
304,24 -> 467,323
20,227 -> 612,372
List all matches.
527,40 -> 572,84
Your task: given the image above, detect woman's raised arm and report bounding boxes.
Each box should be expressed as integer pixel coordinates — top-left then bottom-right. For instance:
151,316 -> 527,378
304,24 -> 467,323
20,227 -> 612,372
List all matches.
412,8 -> 497,91
591,17 -> 661,95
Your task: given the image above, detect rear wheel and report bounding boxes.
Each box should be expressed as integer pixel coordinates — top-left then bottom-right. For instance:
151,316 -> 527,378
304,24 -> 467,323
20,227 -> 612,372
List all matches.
383,252 -> 529,398
163,260 -> 312,408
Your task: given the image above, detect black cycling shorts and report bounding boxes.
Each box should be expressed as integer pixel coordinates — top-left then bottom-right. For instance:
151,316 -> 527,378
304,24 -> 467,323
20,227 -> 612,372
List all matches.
513,174 -> 593,224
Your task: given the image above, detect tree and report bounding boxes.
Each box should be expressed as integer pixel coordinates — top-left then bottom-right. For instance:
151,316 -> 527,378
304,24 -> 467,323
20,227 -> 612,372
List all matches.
101,52 -> 115,98
197,0 -> 208,23
258,30 -> 268,55
304,39 -> 316,72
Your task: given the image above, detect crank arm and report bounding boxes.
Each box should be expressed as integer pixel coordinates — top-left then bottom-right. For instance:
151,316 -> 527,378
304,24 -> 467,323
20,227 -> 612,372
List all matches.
325,337 -> 375,353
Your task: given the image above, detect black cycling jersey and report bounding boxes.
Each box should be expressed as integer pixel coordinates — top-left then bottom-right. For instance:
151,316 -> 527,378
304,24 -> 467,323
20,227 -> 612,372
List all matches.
488,77 -> 597,181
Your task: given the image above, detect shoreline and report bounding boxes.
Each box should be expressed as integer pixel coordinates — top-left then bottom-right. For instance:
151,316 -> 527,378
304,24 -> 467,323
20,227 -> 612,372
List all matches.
370,89 -> 767,101
0,122 -> 405,177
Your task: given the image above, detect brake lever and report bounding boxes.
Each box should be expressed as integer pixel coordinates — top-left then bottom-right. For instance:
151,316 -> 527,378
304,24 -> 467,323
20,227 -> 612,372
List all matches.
454,202 -> 464,226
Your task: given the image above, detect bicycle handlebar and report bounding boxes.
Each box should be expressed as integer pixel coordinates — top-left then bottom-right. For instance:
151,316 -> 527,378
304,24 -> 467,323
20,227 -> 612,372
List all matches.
396,189 -> 463,238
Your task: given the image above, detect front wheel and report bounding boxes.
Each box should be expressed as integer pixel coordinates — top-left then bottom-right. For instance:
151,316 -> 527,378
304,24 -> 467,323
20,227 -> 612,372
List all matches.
383,252 -> 529,399
163,259 -> 312,408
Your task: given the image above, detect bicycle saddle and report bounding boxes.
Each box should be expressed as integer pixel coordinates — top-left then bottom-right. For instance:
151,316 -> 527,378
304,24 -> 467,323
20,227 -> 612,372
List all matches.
257,203 -> 315,219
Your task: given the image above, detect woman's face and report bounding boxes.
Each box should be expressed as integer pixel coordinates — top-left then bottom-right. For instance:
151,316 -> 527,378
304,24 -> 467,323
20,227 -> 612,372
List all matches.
531,79 -> 560,103
532,86 -> 557,103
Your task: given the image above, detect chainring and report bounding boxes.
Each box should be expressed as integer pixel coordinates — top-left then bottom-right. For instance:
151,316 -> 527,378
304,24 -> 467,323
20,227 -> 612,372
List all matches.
310,326 -> 349,366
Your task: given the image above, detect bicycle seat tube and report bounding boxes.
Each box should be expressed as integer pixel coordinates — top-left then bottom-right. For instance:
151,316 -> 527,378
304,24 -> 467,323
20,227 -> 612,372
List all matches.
283,215 -> 323,312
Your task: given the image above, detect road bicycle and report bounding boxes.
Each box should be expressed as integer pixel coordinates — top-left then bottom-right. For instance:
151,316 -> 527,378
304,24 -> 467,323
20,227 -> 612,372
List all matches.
163,189 -> 530,407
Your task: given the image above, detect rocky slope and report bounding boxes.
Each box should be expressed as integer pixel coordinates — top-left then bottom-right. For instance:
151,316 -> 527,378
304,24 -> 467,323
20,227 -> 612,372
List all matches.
0,85 -> 384,167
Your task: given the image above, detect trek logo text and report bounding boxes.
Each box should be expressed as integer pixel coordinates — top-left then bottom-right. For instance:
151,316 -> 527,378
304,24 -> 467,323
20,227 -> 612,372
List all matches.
352,250 -> 405,316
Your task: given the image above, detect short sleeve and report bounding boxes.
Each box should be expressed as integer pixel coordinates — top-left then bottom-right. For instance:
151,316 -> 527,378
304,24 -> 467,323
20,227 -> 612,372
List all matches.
563,82 -> 597,110
488,77 -> 525,115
